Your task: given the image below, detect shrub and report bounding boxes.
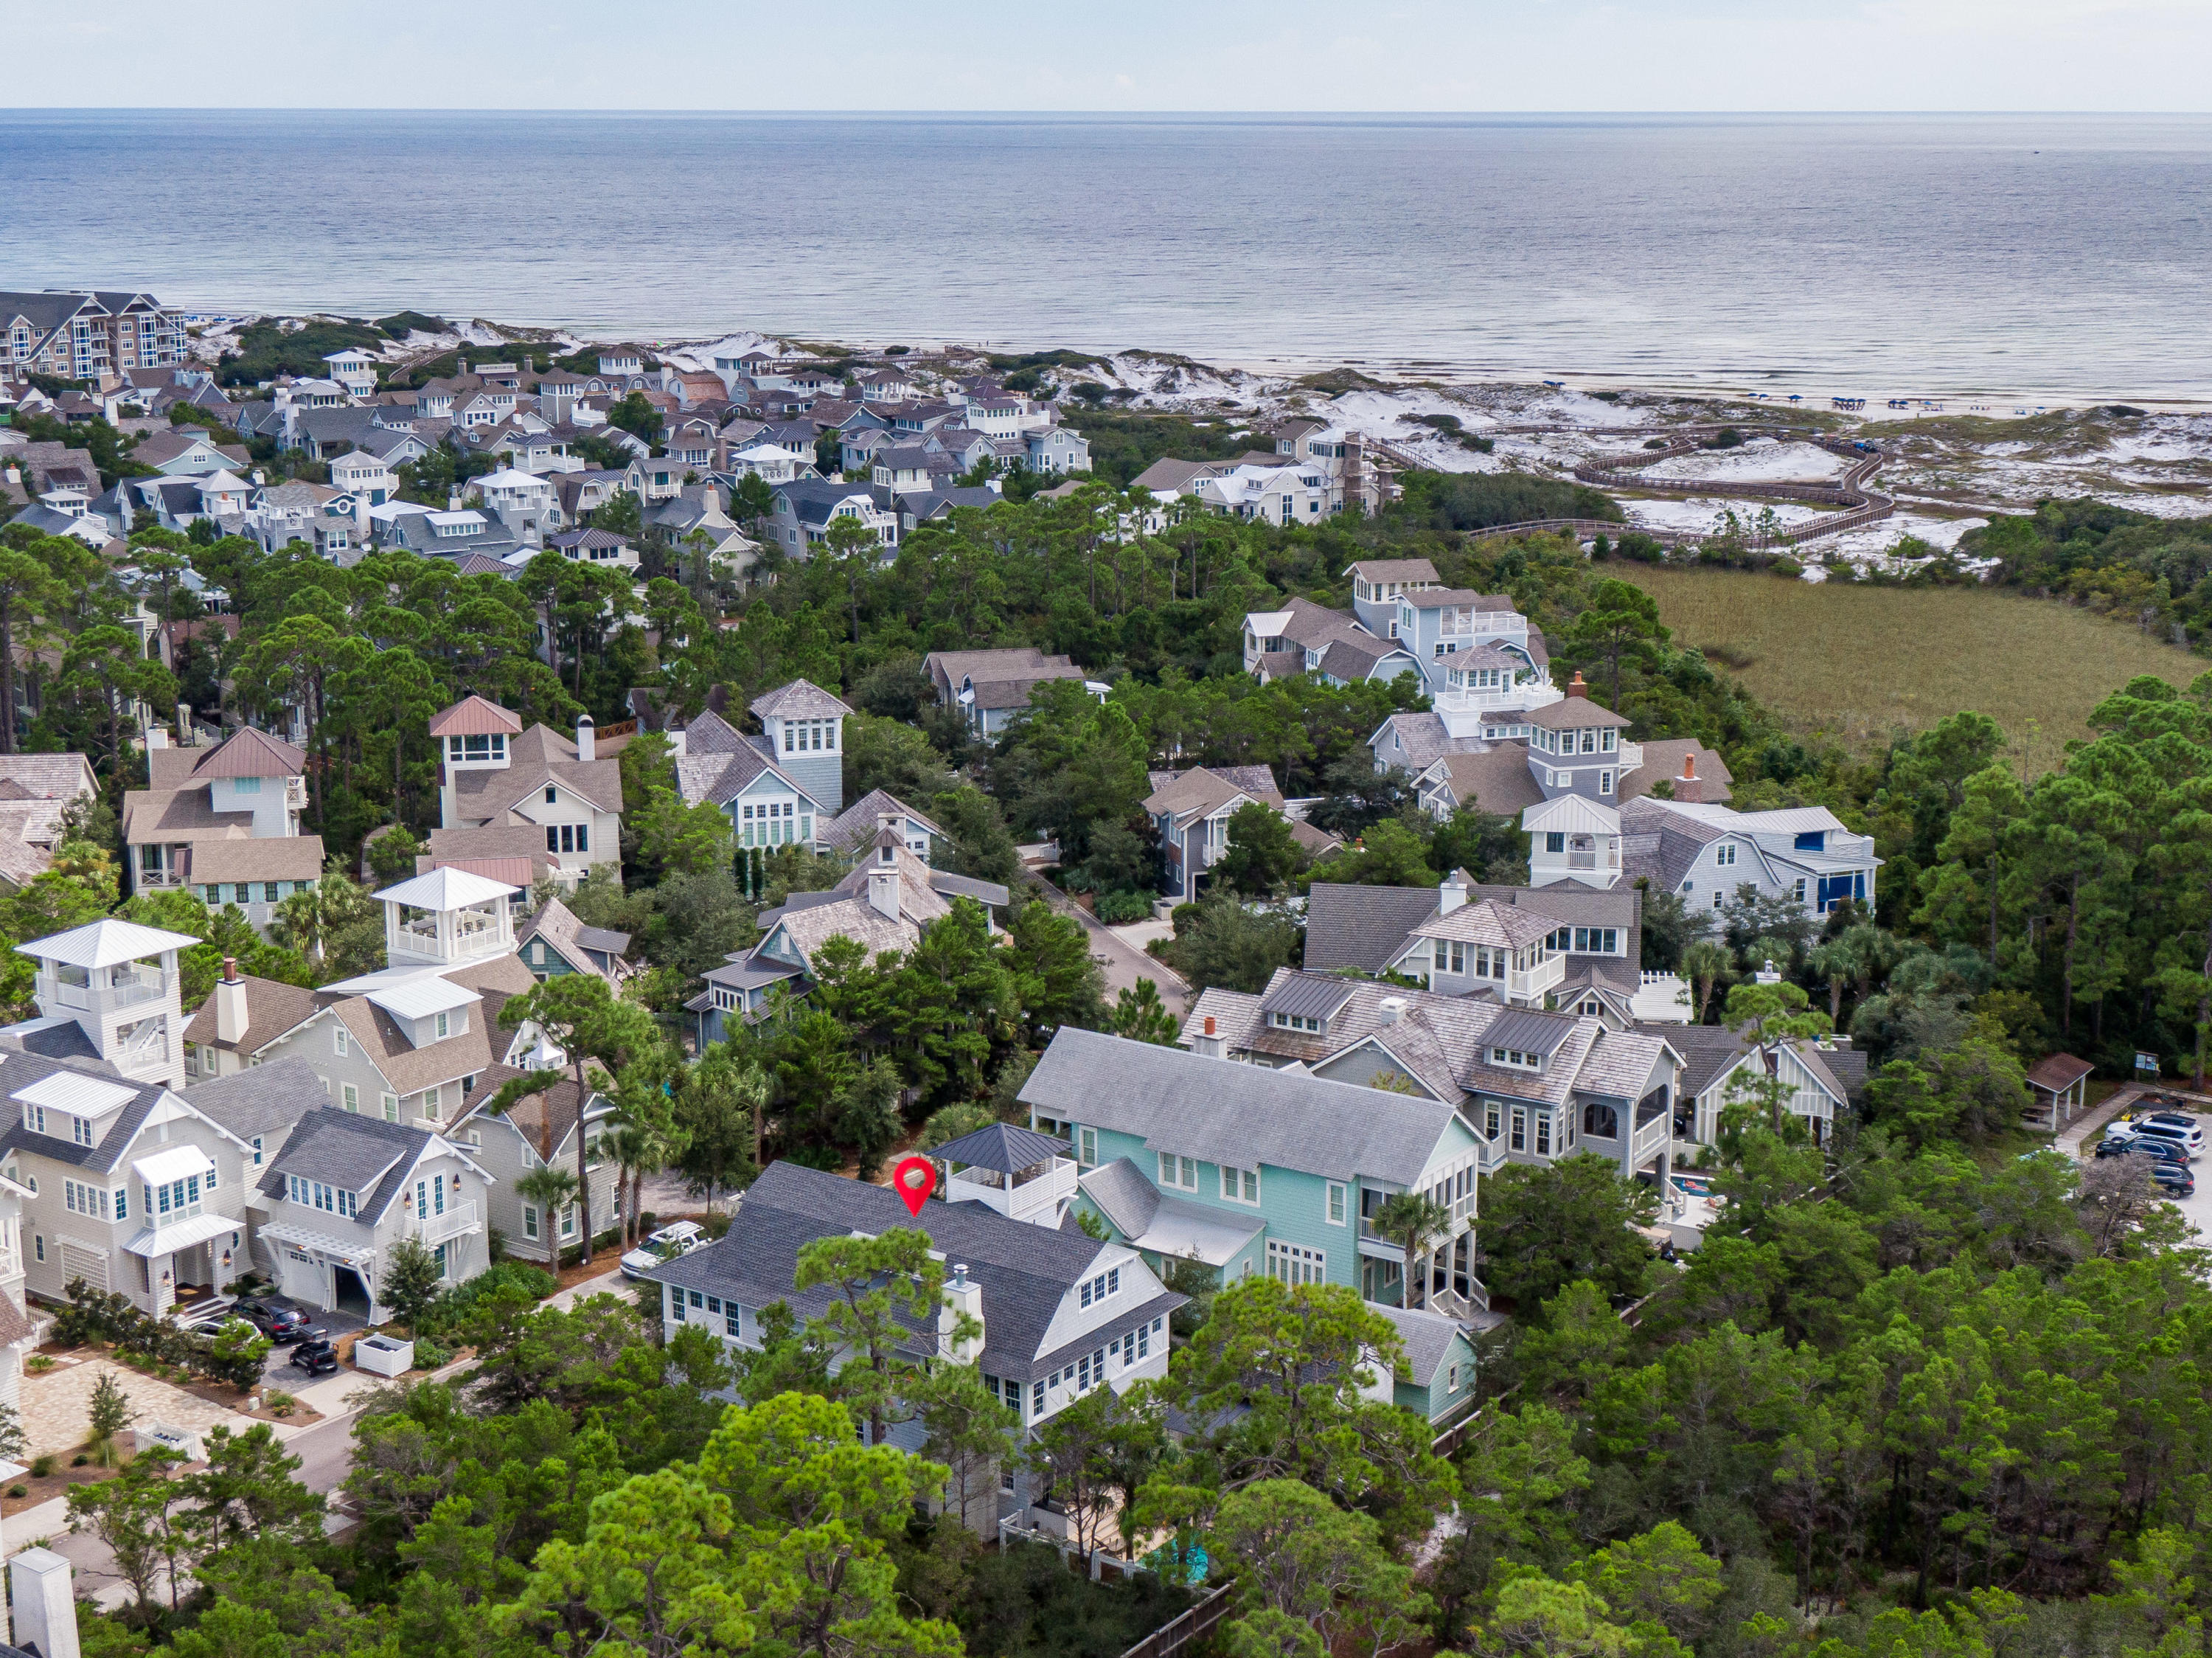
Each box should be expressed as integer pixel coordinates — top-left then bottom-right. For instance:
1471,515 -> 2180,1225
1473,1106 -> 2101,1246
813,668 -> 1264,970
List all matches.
7,1485 -> 24,1499
69,1455 -> 86,1468
414,1261 -> 558,1340
411,1339 -> 451,1371
702,1210 -> 734,1241
1093,889 -> 1154,924
29,1455 -> 55,1479
264,1391 -> 299,1418
25,1356 -> 54,1376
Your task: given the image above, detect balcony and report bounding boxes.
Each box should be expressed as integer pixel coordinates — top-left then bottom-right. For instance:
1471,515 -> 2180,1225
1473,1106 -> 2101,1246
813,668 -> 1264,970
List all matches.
115,1019 -> 169,1068
947,1157 -> 1077,1224
412,1201 -> 479,1248
1432,681 -> 1564,717
1508,954 -> 1566,1003
111,968 -> 167,1008
1632,1100 -> 1672,1167
285,777 -> 308,811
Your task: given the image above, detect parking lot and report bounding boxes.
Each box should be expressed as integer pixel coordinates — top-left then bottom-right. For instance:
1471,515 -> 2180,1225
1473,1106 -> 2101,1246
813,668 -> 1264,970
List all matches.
2080,1095 -> 2212,1240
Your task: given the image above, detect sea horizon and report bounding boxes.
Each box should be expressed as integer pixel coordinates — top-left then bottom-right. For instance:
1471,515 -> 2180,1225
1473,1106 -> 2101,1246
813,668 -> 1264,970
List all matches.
6,108 -> 2208,400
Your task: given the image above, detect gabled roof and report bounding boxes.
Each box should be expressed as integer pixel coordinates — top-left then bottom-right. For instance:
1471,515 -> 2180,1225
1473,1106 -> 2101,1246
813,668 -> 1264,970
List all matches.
427,696 -> 524,738
1022,1027 -> 1470,1187
2025,1053 -> 2095,1092
821,788 -> 947,857
180,973 -> 321,1056
645,1161 -> 1174,1386
1303,881 -> 1444,972
258,1107 -> 480,1225
1406,899 -> 1557,952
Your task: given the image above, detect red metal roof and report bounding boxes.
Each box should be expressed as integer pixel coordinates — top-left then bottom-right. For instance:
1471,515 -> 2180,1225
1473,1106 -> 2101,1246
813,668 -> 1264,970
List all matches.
427,695 -> 524,738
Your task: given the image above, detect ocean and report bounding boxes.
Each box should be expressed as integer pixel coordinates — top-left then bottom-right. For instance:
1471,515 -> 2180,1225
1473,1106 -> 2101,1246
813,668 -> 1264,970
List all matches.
4,110 -> 2209,400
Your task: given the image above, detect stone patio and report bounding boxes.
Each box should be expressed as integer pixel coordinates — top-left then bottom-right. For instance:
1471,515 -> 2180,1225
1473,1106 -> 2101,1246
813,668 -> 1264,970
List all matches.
18,1355 -> 260,1460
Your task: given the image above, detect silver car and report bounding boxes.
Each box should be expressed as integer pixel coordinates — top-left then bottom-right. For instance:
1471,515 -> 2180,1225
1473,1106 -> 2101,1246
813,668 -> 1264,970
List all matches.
620,1220 -> 708,1279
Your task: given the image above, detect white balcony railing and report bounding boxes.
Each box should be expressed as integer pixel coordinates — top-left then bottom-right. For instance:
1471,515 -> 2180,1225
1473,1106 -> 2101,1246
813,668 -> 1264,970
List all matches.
1432,682 -> 1565,716
948,1159 -> 1077,1221
1618,741 -> 1644,771
413,1201 -> 479,1247
111,971 -> 167,1008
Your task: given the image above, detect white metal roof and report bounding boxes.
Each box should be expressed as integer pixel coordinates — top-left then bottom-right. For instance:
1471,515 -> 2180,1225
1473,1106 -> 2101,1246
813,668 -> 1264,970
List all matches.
366,977 -> 479,1023
1523,794 -> 1622,835
122,1210 -> 245,1257
375,867 -> 519,909
15,918 -> 198,969
131,1144 -> 216,1186
12,1069 -> 140,1116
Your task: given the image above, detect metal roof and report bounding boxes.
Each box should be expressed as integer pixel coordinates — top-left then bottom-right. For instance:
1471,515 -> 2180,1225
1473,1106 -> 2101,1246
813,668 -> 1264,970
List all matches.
931,1122 -> 1068,1175
16,918 -> 199,969
1258,975 -> 1359,1021
13,1069 -> 140,1117
1481,1006 -> 1580,1058
426,695 -> 524,738
374,867 -> 518,909
365,976 -> 479,1023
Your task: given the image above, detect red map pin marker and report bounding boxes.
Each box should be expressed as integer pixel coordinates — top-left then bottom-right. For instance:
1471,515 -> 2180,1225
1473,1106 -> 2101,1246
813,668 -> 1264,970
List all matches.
892,1155 -> 936,1217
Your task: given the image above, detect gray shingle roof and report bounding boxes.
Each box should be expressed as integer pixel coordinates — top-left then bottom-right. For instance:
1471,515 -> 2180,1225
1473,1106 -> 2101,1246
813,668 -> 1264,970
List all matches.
0,1052 -> 166,1173
1373,1302 -> 1471,1387
183,1056 -> 326,1143
1021,1027 -> 1467,1187
257,1107 -> 437,1225
1302,882 -> 1441,971
647,1161 -> 1177,1384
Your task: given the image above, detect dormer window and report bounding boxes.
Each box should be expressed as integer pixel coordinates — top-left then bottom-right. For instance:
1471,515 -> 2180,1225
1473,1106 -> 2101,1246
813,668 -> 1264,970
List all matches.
72,1114 -> 94,1148
1490,1047 -> 1542,1071
435,1011 -> 451,1040
1269,1012 -> 1324,1033
879,843 -> 895,864
288,1173 -> 358,1218
232,776 -> 262,794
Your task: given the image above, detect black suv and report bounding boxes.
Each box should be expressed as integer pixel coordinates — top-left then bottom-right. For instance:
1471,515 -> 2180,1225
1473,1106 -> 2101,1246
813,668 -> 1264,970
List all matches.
232,1298 -> 318,1343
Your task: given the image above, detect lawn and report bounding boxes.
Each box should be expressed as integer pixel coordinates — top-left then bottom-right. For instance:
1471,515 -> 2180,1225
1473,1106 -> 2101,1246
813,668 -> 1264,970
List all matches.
1610,566 -> 2205,774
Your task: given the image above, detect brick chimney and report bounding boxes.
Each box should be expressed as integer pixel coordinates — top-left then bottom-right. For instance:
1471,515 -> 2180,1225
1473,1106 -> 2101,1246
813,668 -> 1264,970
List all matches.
1192,1013 -> 1223,1059
1566,671 -> 1588,699
1675,752 -> 1703,805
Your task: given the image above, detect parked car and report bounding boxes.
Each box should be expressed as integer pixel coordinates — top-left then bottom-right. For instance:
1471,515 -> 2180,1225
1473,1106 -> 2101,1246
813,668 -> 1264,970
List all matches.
621,1220 -> 708,1280
2097,1133 -> 2189,1165
2132,1108 -> 2202,1134
289,1341 -> 339,1377
232,1298 -> 317,1342
2149,1162 -> 2197,1197
2126,1118 -> 2202,1155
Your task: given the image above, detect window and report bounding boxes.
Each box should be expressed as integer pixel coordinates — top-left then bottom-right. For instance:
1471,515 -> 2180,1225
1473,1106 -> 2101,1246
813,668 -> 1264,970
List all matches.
1536,1114 -> 1552,1156
1545,832 -> 1565,853
546,786 -> 558,805
1220,1165 -> 1259,1204
1794,829 -> 1826,852
1714,842 -> 1736,867
560,1204 -> 577,1239
20,1104 -> 41,1135
341,1084 -> 358,1112
523,1204 -> 540,1240
422,1088 -> 440,1120
670,1288 -> 686,1322
383,1094 -> 399,1123
1793,878 -> 1807,903
1032,1380 -> 1046,1417
1600,771 -> 1614,795
1712,889 -> 1725,910
32,1235 -> 41,1263
335,1027 -> 349,1058
1510,1108 -> 1527,1151
435,1011 -> 450,1040
1158,1152 -> 1197,1190
1081,1269 -> 1116,1307
725,1304 -> 740,1338
1326,1182 -> 1346,1225
1485,1100 -> 1501,1140
1267,1239 -> 1326,1285
72,1114 -> 94,1147
1077,1126 -> 1097,1166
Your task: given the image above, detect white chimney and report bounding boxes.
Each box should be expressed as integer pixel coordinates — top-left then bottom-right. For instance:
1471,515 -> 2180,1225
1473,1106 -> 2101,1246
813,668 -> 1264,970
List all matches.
1438,871 -> 1469,915
867,866 -> 900,920
12,1547 -> 78,1658
1378,996 -> 1406,1026
176,702 -> 192,746
1756,958 -> 1782,985
145,725 -> 167,751
1191,1013 -> 1223,1059
215,957 -> 248,1045
939,1263 -> 984,1364
575,713 -> 595,764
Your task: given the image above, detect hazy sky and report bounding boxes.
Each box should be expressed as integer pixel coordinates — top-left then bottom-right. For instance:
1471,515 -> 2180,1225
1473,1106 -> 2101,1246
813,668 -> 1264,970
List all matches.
6,0 -> 2208,112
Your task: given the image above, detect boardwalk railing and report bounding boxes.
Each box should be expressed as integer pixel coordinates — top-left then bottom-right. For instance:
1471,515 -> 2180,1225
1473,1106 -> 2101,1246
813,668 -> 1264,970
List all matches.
1121,1582 -> 1237,1658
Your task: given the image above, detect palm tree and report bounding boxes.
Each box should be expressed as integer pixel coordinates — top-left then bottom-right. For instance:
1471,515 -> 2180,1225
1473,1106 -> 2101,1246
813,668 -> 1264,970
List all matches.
1681,939 -> 1736,1024
1371,1190 -> 1453,1310
1806,940 -> 1856,1024
606,1117 -> 684,1250
515,1163 -> 580,1260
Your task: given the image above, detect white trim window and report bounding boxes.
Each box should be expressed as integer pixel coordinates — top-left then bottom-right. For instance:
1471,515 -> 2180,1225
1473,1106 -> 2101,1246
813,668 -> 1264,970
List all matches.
1325,1182 -> 1347,1225
1220,1165 -> 1260,1205
522,1204 -> 540,1241
1077,1126 -> 1098,1167
1267,1239 -> 1325,1285
1158,1152 -> 1197,1190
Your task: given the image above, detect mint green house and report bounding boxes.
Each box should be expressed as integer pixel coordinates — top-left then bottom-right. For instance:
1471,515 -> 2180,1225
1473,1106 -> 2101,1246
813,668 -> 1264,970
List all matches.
1021,1027 -> 1486,1313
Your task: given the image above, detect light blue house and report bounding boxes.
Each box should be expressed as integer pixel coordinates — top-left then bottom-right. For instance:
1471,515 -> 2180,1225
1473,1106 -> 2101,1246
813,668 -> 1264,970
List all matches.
1021,1027 -> 1486,1311
672,707 -> 834,867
